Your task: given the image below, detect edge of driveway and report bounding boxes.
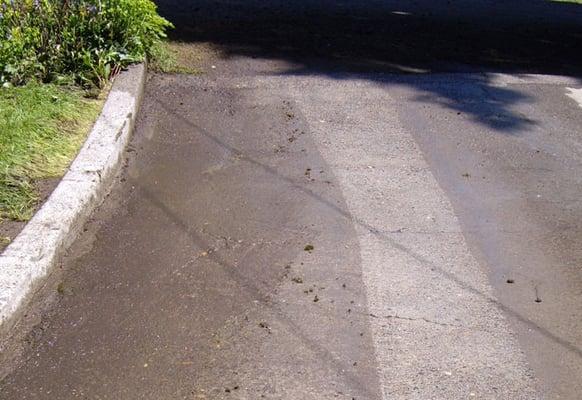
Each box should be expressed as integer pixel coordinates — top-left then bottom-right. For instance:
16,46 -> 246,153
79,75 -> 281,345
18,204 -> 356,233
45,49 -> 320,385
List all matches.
0,63 -> 146,333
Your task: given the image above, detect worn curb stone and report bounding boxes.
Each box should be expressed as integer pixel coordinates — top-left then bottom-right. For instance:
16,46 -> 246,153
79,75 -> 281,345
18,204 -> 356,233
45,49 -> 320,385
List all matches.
0,63 -> 146,331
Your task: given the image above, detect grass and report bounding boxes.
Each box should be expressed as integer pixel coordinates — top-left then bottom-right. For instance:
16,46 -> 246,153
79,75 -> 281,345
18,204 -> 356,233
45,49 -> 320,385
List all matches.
0,84 -> 104,221
150,41 -> 207,74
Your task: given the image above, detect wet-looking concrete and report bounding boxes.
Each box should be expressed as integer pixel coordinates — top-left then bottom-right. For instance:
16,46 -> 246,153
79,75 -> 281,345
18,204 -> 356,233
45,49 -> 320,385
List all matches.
0,75 -> 382,398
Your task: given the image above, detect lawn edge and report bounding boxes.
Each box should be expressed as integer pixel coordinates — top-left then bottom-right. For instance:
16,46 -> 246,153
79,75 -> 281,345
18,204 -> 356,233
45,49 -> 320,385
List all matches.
0,63 -> 146,332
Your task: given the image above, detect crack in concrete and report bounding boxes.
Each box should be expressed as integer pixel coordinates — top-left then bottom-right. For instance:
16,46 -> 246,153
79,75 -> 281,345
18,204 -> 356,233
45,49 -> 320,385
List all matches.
369,312 -> 460,328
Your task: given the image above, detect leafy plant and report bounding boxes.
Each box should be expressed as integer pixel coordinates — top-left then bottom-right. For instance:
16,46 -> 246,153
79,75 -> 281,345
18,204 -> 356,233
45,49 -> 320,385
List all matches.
0,0 -> 173,87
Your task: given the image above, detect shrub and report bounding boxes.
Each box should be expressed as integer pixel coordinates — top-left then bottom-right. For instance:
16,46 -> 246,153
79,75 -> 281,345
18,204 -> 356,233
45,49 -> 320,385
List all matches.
0,0 -> 172,87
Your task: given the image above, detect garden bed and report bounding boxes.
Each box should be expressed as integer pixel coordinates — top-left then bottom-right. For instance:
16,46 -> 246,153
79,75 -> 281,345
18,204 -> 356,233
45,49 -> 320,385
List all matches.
0,0 -> 172,252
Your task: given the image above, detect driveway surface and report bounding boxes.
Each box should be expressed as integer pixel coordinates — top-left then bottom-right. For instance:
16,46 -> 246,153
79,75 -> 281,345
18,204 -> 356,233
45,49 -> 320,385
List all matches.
1,1 -> 582,399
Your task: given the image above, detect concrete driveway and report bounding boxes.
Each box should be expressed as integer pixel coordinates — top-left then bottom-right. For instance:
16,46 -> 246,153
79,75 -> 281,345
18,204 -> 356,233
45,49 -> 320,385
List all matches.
1,1 -> 581,399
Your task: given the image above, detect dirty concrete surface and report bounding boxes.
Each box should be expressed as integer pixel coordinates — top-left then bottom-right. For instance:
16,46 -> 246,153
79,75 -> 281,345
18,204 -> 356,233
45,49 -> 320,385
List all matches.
1,1 -> 582,399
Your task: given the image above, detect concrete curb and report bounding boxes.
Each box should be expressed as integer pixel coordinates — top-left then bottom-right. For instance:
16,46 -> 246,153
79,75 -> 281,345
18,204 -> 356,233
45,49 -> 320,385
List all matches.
0,63 -> 146,331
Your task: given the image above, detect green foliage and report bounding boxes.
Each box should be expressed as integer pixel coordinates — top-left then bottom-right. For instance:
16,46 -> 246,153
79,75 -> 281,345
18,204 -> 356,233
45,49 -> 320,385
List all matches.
0,0 -> 173,87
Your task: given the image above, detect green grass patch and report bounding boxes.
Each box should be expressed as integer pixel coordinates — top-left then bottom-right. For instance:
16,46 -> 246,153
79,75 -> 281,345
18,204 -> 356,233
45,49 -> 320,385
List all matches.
150,41 -> 205,74
0,84 -> 103,221
551,0 -> 582,3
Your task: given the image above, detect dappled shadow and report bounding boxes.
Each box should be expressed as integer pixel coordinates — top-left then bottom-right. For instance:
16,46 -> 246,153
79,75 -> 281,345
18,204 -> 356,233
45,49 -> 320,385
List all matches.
406,74 -> 537,131
153,0 -> 581,133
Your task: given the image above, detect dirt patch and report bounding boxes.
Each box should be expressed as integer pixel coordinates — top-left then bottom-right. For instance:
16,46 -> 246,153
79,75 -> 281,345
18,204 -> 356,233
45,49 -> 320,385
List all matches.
152,41 -> 224,74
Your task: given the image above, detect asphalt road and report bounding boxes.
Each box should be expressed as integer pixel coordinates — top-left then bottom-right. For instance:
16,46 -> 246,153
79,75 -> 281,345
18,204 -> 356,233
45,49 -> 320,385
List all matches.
1,1 -> 582,399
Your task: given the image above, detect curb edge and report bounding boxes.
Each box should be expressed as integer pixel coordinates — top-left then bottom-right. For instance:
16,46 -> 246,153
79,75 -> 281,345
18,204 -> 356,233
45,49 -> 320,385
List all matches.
0,62 -> 146,332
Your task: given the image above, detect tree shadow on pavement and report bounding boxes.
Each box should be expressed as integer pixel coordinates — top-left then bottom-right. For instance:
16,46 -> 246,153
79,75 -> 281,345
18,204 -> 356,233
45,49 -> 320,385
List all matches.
153,0 -> 582,134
